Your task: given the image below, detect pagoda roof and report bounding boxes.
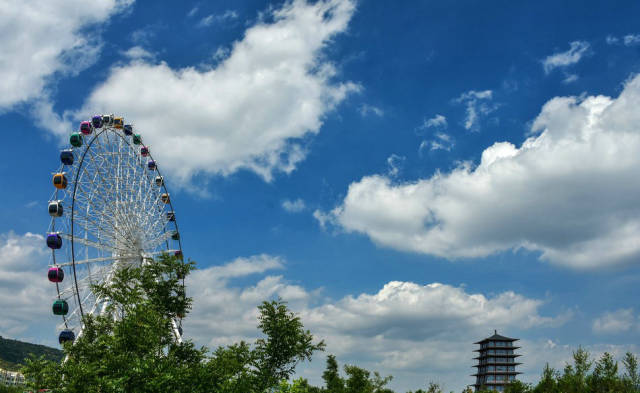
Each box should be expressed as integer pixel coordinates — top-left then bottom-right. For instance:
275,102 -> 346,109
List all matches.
473,346 -> 521,352
474,330 -> 518,344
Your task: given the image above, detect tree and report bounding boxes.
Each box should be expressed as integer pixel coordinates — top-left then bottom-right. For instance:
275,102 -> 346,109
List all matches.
322,355 -> 345,393
253,300 -> 325,392
504,380 -> 532,393
622,352 -> 640,392
588,352 -> 623,393
557,346 -> 592,393
532,363 -> 558,393
344,365 -> 373,393
21,255 -> 324,393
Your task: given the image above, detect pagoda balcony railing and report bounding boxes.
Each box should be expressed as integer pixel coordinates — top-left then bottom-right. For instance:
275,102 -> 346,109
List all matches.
475,357 -> 518,365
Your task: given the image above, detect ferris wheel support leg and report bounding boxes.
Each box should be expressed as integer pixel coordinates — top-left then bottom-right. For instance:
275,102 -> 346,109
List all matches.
171,319 -> 183,343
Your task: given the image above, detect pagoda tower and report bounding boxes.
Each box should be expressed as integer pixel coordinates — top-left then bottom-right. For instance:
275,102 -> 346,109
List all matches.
472,330 -> 522,392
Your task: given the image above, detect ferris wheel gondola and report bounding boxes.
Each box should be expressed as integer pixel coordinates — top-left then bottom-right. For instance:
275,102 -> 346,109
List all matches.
46,115 -> 184,345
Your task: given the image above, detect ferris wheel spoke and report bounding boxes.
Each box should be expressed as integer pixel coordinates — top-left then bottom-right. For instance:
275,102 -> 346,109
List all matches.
143,231 -> 177,251
59,233 -> 130,254
51,254 -> 141,268
81,149 -> 140,232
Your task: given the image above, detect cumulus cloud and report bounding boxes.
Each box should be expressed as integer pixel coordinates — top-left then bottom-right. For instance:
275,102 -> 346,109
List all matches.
542,41 -> 590,74
453,90 -> 496,131
56,0 -> 359,185
593,309 -> 637,334
184,254 -> 308,347
0,232 -> 53,339
183,255 -> 561,391
0,0 -> 133,111
320,75 -> 640,269
282,198 -> 307,213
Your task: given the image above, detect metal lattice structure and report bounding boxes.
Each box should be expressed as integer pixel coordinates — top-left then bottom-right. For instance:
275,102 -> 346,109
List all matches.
46,115 -> 183,345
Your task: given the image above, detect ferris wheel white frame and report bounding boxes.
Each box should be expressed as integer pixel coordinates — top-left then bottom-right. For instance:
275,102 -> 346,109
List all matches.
47,116 -> 184,345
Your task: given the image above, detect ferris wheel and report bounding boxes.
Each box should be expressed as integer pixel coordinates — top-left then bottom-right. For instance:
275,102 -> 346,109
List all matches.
46,114 -> 184,345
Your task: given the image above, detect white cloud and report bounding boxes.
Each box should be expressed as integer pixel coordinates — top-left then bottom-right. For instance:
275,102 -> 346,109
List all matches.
320,75 -> 640,269
420,132 -> 454,153
0,232 -> 53,339
187,6 -> 199,17
184,255 -> 308,348
542,41 -> 590,74
358,104 -> 384,117
122,46 -> 154,60
606,35 -> 619,45
453,90 -> 496,131
183,255 -> 563,392
386,154 -> 405,177
563,73 -> 579,84
0,0 -> 134,111
197,10 -> 239,28
206,254 -> 284,279
419,114 -> 448,130
282,198 -> 307,213
61,0 -> 358,185
593,309 -> 637,334
313,209 -> 333,230
624,34 -> 640,46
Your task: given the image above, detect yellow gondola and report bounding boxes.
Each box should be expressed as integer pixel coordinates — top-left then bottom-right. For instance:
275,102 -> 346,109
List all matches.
53,173 -> 68,189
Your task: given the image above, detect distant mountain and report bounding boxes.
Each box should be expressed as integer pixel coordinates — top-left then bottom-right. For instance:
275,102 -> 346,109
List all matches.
0,336 -> 63,371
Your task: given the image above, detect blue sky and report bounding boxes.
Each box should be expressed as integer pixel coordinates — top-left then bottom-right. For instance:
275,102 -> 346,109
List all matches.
2,0 -> 640,391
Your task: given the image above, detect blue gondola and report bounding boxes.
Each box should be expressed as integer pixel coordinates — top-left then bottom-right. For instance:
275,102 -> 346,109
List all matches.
48,201 -> 63,217
47,233 -> 62,249
92,115 -> 103,128
123,124 -> 133,136
60,149 -> 74,165
59,330 -> 75,344
148,160 -> 156,170
48,267 -> 64,283
52,300 -> 69,315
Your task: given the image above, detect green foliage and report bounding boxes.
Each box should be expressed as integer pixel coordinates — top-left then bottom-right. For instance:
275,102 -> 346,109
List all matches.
322,354 -> 344,393
20,254 -> 324,393
17,254 -> 640,393
0,336 -> 63,371
254,300 -> 325,391
0,385 -> 23,393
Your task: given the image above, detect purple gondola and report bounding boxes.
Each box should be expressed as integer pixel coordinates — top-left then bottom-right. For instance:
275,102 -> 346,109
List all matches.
47,233 -> 62,249
91,115 -> 103,129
